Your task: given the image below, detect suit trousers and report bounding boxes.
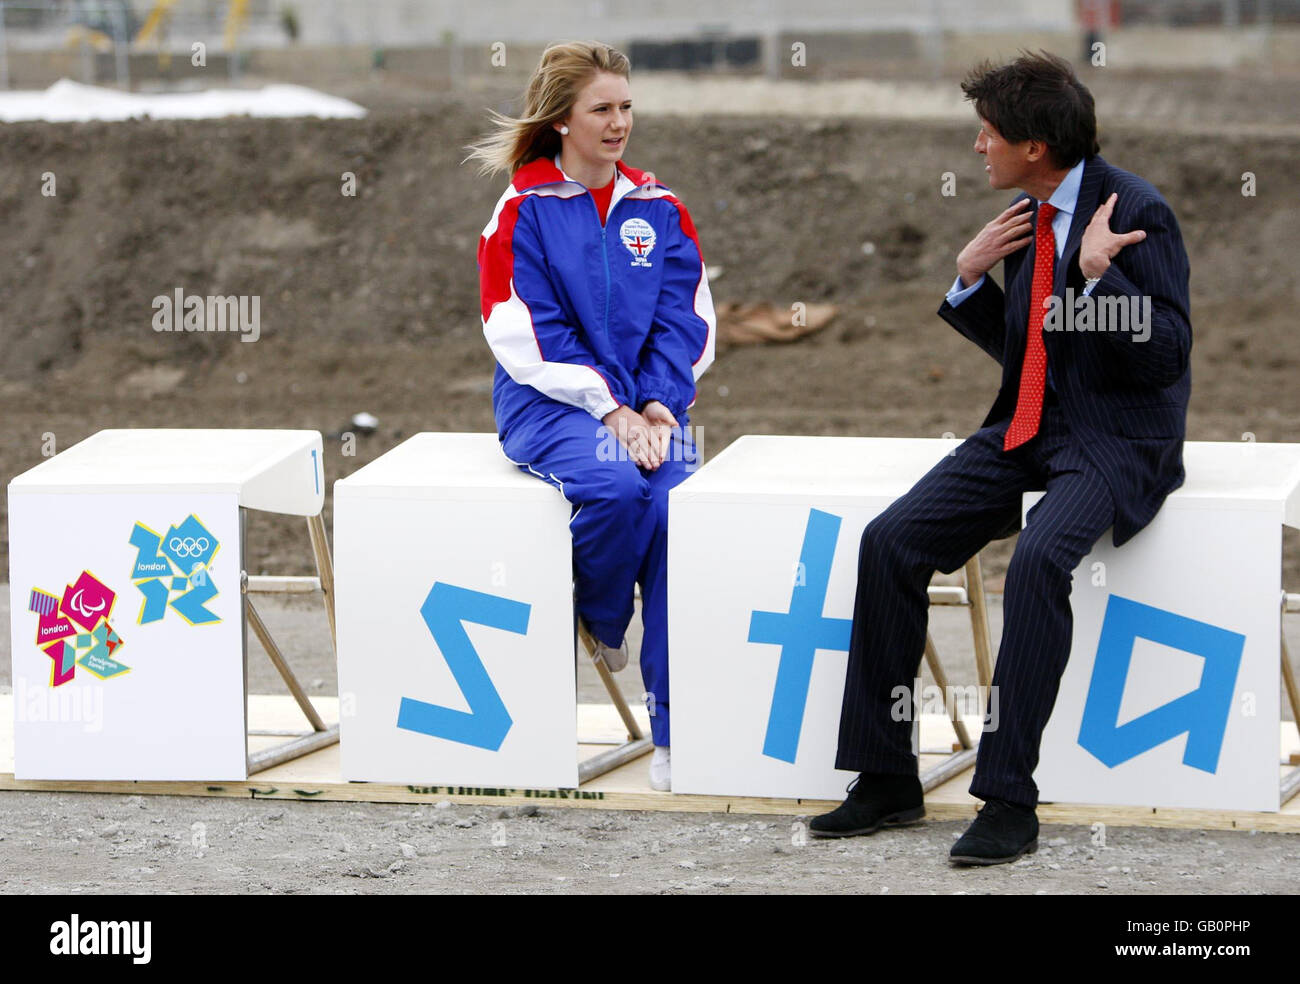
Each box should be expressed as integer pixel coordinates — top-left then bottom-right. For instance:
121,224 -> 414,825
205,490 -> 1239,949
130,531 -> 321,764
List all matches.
834,395 -> 1116,806
500,400 -> 696,747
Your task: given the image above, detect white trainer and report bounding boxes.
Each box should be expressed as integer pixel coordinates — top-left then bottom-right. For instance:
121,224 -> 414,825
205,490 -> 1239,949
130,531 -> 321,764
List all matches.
582,622 -> 629,672
594,636 -> 628,672
649,746 -> 671,791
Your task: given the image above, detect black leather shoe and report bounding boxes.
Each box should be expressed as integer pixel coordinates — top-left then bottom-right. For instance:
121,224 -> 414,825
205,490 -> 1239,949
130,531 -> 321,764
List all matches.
949,798 -> 1039,865
809,773 -> 925,838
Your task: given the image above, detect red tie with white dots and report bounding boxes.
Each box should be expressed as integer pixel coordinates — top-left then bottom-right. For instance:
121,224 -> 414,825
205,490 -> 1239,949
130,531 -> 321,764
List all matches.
1003,202 -> 1058,451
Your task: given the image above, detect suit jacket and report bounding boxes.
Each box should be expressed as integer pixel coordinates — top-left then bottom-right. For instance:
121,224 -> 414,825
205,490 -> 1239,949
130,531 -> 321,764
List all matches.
938,154 -> 1192,546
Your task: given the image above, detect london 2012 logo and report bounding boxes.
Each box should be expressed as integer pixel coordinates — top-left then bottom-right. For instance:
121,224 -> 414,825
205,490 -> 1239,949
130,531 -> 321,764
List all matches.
28,572 -> 127,687
619,217 -> 656,268
128,514 -> 222,625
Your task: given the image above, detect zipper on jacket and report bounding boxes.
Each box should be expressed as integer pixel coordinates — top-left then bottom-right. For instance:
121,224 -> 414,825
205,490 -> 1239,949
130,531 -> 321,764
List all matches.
590,191 -> 614,354
583,176 -> 636,378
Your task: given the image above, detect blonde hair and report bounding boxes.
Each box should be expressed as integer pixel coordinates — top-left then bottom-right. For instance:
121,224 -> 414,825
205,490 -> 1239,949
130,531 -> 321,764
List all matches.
465,40 -> 631,178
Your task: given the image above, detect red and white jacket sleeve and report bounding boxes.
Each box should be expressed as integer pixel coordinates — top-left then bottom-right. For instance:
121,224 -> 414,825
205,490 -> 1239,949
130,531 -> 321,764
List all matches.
478,193 -> 629,420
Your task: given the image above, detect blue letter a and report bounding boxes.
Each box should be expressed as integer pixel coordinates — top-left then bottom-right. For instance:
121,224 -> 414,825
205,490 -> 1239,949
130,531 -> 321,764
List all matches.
1077,595 -> 1245,773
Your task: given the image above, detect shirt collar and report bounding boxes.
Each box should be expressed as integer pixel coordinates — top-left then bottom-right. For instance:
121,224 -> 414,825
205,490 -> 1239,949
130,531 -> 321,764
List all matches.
554,154 -> 627,191
1045,157 -> 1086,219
553,153 -> 575,184
554,154 -> 638,215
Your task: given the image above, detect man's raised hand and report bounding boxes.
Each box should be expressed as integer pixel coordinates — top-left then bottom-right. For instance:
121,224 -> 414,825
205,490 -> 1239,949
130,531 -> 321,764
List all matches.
955,198 -> 1034,289
1079,193 -> 1146,280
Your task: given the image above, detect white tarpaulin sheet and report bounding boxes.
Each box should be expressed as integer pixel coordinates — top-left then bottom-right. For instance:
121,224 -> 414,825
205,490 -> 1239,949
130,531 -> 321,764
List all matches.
0,78 -> 366,122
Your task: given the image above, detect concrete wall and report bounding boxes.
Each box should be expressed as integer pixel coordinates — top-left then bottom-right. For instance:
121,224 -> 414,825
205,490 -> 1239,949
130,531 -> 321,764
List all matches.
277,0 -> 1077,48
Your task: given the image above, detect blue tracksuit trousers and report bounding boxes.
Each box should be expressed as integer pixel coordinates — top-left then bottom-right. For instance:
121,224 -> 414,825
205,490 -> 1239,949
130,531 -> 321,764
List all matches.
500,401 -> 697,746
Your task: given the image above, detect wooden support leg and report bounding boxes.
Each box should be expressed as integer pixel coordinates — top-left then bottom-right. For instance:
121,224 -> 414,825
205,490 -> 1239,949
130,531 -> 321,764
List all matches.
237,510 -> 340,776
914,554 -> 994,794
963,554 -> 995,692
923,632 -> 973,750
575,619 -> 652,783
1281,608 -> 1300,734
306,513 -> 337,654
245,595 -> 327,733
577,620 -> 644,742
1280,596 -> 1300,806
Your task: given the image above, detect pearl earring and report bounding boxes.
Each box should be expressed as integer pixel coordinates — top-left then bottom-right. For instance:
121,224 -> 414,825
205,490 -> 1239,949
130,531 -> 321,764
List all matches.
559,125 -> 569,135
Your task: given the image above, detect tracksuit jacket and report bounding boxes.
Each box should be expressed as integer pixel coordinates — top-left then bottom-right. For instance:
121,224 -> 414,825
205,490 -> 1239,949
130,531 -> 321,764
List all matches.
478,155 -> 716,434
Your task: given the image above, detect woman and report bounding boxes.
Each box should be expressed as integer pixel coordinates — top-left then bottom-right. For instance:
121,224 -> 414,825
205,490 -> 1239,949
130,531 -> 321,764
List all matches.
468,40 -> 716,791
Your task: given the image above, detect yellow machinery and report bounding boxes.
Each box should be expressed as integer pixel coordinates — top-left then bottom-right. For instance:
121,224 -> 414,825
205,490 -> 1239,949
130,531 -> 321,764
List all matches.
63,24 -> 114,53
133,0 -> 180,46
125,0 -> 251,70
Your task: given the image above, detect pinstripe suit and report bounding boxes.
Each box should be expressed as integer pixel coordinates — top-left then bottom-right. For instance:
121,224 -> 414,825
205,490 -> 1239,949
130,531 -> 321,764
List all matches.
835,154 -> 1192,806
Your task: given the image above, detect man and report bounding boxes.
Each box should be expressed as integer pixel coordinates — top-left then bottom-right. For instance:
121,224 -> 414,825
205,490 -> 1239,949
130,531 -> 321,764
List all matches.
812,52 -> 1191,865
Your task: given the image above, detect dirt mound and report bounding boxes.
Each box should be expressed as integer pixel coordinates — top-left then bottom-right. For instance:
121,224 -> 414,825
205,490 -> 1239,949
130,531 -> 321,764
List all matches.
3,104 -> 1295,377
0,99 -> 1296,581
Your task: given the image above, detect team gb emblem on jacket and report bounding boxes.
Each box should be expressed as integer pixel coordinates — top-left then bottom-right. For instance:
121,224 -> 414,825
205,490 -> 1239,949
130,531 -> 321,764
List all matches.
619,218 -> 656,268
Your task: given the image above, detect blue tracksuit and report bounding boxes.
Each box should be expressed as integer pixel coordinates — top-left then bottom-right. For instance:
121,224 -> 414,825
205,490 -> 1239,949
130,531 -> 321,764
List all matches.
478,155 -> 716,745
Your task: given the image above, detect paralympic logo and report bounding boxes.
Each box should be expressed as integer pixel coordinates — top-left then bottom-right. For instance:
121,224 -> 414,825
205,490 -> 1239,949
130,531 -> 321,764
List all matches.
129,514 -> 222,625
27,571 -> 128,687
68,586 -> 107,622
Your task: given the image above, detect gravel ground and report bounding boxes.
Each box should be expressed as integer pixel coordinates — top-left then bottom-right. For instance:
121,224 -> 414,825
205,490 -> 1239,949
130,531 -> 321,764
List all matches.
1,792 -> 1296,895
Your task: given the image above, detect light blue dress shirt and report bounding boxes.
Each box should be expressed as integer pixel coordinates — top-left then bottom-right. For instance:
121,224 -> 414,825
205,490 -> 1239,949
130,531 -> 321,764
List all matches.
946,157 -> 1089,306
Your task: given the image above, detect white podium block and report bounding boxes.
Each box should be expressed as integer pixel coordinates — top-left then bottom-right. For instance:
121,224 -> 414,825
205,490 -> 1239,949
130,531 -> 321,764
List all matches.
334,433 -> 578,788
1034,442 -> 1300,812
8,429 -> 324,780
669,435 -> 963,800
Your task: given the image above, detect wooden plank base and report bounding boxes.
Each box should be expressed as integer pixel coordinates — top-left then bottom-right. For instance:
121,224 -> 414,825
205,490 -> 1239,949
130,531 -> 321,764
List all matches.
4,696 -> 1300,833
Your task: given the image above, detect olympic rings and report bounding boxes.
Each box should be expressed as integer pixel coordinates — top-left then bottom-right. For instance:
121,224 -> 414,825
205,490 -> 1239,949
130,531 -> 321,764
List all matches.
168,536 -> 211,557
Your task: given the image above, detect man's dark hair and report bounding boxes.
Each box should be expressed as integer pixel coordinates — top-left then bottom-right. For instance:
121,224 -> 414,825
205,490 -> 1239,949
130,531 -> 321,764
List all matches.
961,51 -> 1100,169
